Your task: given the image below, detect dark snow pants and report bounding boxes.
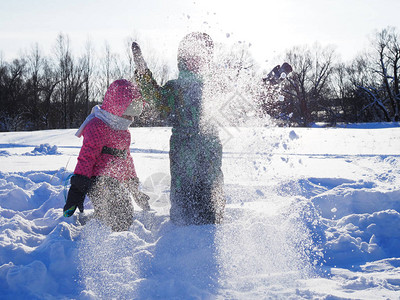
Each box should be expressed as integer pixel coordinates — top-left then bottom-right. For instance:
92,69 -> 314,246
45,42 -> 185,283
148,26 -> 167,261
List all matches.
169,131 -> 225,225
88,176 -> 134,231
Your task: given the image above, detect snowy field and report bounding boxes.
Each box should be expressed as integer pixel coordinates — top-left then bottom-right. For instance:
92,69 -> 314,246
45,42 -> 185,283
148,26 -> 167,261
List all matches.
0,124 -> 400,299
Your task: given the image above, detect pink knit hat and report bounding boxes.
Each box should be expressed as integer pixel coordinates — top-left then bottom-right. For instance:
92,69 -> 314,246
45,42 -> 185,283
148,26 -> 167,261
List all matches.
101,79 -> 142,117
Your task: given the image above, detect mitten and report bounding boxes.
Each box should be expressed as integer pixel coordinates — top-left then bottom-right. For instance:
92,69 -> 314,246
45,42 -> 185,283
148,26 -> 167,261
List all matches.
135,192 -> 151,211
126,177 -> 151,211
63,174 -> 92,217
131,42 -> 148,74
263,62 -> 293,85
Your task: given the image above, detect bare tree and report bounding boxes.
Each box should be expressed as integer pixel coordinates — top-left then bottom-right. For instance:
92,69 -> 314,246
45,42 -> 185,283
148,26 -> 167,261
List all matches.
54,33 -> 72,128
342,28 -> 400,122
53,33 -> 90,128
98,42 -> 125,100
282,44 -> 337,126
41,59 -> 61,129
80,39 -> 100,119
370,27 -> 400,121
24,44 -> 47,129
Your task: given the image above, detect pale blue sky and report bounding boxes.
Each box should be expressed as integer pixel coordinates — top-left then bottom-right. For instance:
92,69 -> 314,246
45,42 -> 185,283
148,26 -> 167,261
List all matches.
1,0 -> 400,69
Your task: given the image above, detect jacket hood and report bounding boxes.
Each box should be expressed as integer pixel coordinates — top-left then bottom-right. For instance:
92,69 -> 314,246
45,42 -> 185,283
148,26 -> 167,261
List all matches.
101,79 -> 142,117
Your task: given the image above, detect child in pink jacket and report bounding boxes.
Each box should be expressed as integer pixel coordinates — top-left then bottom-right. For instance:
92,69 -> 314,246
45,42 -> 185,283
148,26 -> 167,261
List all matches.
63,79 -> 150,231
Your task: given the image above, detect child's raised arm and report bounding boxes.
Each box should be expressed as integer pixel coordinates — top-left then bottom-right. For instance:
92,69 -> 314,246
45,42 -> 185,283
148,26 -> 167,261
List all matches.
132,42 -> 172,115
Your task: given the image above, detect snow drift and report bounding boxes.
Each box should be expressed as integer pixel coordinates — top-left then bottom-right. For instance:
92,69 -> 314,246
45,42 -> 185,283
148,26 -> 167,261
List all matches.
0,125 -> 399,299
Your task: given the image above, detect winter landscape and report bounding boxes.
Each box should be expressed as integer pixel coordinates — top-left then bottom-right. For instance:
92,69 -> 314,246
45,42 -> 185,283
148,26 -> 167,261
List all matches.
0,122 -> 399,299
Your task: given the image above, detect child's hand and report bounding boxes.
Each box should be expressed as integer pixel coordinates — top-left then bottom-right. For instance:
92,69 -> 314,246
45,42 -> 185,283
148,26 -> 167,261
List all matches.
126,177 -> 151,211
63,196 -> 84,217
63,174 -> 91,217
135,192 -> 151,211
63,203 -> 83,217
131,42 -> 148,73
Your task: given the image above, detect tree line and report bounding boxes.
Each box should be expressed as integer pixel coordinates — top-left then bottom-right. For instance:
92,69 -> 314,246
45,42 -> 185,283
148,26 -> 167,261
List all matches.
0,33 -> 170,131
1,28 -> 399,131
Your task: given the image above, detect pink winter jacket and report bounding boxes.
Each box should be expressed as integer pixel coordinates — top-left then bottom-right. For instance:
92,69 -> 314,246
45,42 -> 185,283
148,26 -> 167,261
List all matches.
74,118 -> 137,181
74,79 -> 140,181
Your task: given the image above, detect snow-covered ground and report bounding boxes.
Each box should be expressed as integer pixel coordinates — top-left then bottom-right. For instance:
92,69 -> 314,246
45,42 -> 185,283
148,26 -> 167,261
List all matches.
0,124 -> 399,299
